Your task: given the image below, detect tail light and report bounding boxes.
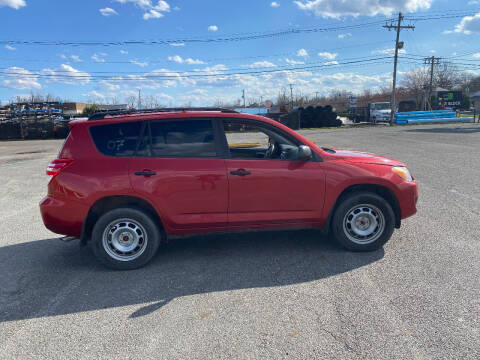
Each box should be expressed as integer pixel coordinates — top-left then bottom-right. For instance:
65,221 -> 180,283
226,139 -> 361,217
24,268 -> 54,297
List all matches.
46,158 -> 74,176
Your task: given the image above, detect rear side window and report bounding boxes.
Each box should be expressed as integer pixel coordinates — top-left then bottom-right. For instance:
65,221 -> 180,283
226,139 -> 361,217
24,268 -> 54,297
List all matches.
89,121 -> 142,157
149,120 -> 216,157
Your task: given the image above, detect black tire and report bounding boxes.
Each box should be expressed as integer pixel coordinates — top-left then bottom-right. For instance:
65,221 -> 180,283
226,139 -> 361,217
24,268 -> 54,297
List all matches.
91,207 -> 161,270
331,192 -> 395,251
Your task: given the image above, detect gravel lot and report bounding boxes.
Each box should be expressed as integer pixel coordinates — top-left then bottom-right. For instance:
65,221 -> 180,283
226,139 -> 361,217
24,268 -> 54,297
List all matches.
1,123 -> 479,359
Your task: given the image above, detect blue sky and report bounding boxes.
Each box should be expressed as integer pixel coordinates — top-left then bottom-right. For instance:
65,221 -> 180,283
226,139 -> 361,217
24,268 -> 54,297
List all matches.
1,0 -> 480,106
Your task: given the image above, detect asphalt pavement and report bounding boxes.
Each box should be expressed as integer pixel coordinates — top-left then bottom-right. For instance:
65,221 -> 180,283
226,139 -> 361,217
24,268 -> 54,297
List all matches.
1,123 -> 479,359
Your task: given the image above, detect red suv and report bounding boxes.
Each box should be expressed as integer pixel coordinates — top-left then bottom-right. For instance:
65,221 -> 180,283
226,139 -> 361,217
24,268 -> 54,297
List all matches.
40,108 -> 418,270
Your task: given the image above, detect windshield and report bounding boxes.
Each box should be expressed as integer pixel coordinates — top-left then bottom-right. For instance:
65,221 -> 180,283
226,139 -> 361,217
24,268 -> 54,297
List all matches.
373,103 -> 391,110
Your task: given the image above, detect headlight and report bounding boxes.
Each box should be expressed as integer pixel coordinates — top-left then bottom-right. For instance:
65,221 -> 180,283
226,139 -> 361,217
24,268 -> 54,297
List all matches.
392,166 -> 413,181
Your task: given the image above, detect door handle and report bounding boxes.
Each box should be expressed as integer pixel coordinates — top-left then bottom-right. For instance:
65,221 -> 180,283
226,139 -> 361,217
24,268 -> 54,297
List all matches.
230,169 -> 251,176
134,170 -> 156,176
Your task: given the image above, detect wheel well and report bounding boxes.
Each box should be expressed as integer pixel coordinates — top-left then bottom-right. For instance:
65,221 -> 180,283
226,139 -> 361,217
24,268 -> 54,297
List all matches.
328,184 -> 401,230
81,196 -> 164,245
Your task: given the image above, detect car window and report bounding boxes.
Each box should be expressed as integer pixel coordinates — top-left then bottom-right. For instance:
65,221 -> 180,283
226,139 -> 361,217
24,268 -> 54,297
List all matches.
223,119 -> 298,160
149,119 -> 216,158
89,121 -> 142,157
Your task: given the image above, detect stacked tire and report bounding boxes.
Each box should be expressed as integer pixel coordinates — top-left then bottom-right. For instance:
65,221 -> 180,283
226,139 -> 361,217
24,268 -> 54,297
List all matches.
281,105 -> 342,129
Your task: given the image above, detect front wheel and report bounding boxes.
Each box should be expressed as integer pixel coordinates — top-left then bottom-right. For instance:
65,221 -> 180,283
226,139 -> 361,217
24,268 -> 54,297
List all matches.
91,208 -> 161,270
331,192 -> 395,251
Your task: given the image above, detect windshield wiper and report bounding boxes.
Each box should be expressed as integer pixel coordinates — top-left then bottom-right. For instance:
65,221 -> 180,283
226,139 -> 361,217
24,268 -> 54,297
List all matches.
321,147 -> 336,154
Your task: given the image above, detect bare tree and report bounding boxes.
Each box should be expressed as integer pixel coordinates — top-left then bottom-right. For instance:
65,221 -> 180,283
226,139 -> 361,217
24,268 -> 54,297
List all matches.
125,95 -> 137,108
401,67 -> 430,106
434,62 -> 459,90
276,89 -> 289,107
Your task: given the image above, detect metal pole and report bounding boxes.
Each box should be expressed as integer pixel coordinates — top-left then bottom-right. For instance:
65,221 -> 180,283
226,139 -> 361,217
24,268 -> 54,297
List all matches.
383,13 -> 414,125
289,84 -> 294,109
242,89 -> 245,108
429,56 -> 435,110
390,12 -> 402,126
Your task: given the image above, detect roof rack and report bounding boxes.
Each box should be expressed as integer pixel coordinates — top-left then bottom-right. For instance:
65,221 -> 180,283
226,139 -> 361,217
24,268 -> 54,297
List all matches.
88,107 -> 238,120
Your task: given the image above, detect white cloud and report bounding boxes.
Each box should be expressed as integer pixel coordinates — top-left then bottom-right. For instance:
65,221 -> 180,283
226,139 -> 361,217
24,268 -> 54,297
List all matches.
70,55 -> 82,62
153,0 -> 169,11
372,48 -> 406,55
318,51 -> 337,60
473,53 -> 480,58
114,0 -> 152,8
185,58 -> 205,65
99,81 -> 121,91
60,54 -> 67,60
114,0 -> 170,20
2,67 -> 41,90
91,53 -> 107,63
323,61 -> 339,66
99,7 -> 118,16
208,25 -> 218,32
120,50 -> 128,54
168,55 -> 204,64
0,0 -> 26,10
452,13 -> 480,34
293,0 -> 432,18
285,58 -> 305,65
124,68 -> 185,89
170,42 -> 185,47
297,48 -> 308,57
249,61 -> 276,68
83,91 -> 106,100
338,33 -> 352,39
143,9 -> 163,19
130,60 -> 149,67
5,45 -> 16,51
271,2 -> 280,7
42,64 -> 91,85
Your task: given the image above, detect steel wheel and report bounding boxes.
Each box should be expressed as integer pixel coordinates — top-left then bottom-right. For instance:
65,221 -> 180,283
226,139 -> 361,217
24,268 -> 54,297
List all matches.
343,204 -> 385,245
102,218 -> 148,262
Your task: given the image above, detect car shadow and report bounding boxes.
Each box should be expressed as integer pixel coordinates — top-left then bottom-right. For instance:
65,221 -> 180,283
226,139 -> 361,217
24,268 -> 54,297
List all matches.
0,230 -> 384,323
403,126 -> 480,134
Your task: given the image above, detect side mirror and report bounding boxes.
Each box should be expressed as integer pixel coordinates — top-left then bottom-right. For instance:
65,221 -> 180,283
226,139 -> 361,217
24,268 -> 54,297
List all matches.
297,145 -> 312,161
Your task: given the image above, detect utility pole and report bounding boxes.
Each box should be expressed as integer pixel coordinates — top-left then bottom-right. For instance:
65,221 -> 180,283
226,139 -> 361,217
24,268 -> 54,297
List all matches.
424,56 -> 441,110
383,13 -> 415,125
137,89 -> 141,109
242,89 -> 246,108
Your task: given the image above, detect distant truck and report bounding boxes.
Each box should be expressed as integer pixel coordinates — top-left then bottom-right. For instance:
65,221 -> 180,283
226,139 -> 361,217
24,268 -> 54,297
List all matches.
348,102 -> 391,123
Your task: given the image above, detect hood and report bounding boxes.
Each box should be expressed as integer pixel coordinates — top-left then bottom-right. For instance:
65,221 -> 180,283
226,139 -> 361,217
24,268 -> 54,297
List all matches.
326,149 -> 405,166
372,109 -> 391,114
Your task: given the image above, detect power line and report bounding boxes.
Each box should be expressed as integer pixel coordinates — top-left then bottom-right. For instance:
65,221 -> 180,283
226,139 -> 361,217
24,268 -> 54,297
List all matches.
0,54 -> 394,75
0,57 -> 393,79
0,57 -> 395,81
0,20 -> 393,47
0,40 -> 396,65
0,11 -> 475,49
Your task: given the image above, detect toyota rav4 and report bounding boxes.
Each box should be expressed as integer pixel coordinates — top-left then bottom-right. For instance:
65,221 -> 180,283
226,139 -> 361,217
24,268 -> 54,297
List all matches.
40,108 -> 418,270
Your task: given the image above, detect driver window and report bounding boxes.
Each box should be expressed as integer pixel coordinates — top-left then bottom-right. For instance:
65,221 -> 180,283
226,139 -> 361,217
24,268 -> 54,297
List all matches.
223,119 -> 298,160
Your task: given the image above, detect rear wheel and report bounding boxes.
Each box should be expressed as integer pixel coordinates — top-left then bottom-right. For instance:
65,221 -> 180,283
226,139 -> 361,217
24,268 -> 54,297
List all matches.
91,208 -> 161,270
331,192 -> 395,251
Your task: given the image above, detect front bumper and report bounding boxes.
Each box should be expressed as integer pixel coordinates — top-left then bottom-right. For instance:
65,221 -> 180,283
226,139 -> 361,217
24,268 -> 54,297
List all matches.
39,196 -> 89,237
396,180 -> 418,220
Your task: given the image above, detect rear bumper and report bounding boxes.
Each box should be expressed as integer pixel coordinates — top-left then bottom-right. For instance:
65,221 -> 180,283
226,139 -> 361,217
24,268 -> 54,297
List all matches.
39,196 -> 89,237
397,180 -> 418,220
